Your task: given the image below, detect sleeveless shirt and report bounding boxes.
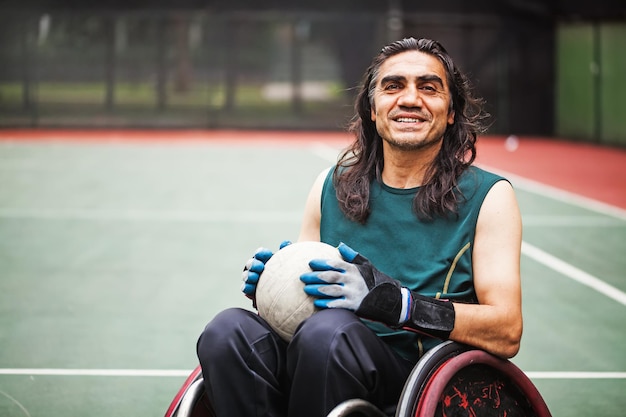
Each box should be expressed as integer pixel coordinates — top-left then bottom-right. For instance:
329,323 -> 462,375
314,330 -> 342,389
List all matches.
319,165 -> 507,362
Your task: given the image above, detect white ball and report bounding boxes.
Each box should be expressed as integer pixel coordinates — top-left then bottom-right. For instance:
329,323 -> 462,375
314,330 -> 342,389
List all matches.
505,135 -> 519,152
256,241 -> 340,341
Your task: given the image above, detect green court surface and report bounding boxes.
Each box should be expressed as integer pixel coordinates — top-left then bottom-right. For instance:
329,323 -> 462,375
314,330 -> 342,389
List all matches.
0,136 -> 624,416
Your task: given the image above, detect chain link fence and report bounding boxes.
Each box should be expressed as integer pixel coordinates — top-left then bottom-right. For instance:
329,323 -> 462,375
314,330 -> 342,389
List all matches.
1,8 -> 555,135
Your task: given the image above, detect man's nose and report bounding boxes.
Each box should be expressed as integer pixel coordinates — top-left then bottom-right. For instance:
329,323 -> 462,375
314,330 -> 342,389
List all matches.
398,85 -> 423,107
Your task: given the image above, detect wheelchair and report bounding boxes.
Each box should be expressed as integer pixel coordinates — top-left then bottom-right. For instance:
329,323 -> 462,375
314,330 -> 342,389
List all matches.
164,340 -> 552,417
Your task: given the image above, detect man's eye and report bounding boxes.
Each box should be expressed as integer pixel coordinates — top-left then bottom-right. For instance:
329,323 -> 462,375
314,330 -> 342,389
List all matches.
384,83 -> 401,91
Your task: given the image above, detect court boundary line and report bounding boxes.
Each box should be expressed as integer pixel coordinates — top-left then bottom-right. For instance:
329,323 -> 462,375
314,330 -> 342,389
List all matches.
522,242 -> 626,306
0,368 -> 624,380
0,208 -> 302,223
479,163 -> 626,306
478,164 -> 626,220
0,388 -> 31,417
521,215 -> 625,227
0,368 -> 190,377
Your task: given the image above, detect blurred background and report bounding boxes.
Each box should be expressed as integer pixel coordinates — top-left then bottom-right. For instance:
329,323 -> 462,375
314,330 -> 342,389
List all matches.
0,0 -> 625,146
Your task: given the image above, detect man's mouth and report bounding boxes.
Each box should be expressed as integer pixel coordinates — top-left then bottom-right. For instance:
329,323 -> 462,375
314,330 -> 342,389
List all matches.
391,111 -> 429,123
396,117 -> 422,123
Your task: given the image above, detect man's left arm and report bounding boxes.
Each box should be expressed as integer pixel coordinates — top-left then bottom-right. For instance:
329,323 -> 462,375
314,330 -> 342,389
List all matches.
449,180 -> 523,358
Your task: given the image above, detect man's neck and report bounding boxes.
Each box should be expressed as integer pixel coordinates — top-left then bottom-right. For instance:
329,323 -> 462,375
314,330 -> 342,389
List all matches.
381,142 -> 441,188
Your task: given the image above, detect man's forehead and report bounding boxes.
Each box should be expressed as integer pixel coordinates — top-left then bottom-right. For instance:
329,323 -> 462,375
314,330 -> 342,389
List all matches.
377,50 -> 447,84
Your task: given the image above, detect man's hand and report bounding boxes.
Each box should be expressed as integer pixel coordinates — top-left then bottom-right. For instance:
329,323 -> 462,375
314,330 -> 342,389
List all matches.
300,242 -> 455,339
300,242 -> 407,326
241,241 -> 291,304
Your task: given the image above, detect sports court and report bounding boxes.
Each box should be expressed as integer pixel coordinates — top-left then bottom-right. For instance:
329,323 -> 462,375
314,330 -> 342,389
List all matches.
0,129 -> 625,416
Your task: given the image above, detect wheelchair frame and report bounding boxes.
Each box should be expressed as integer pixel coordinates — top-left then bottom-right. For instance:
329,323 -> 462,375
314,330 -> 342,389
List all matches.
164,341 -> 552,417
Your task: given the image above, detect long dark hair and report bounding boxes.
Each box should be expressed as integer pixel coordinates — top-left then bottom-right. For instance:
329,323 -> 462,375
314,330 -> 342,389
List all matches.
335,37 -> 488,223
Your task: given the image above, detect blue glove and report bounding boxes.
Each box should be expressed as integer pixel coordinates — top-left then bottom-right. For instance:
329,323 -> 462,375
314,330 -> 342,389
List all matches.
301,242 -> 455,339
300,242 -> 407,326
241,241 -> 291,303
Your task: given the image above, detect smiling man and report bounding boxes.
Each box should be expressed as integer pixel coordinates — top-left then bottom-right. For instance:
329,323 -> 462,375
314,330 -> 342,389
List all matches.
372,53 -> 454,155
197,38 -> 523,417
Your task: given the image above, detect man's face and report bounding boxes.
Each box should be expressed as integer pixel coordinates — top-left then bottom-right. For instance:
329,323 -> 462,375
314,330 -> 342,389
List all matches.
370,50 -> 455,151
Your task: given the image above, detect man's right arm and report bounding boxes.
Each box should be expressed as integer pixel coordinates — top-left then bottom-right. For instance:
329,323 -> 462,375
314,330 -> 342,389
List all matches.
297,168 -> 329,242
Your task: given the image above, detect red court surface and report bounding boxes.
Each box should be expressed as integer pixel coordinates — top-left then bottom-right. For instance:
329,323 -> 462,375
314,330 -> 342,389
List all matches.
1,129 -> 625,210
475,136 -> 626,210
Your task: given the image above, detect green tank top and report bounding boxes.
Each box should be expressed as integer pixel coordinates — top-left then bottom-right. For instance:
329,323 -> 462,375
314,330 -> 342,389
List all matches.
320,166 -> 507,362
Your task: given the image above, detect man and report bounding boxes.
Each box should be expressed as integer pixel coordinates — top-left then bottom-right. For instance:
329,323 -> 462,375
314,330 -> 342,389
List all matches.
197,37 -> 522,417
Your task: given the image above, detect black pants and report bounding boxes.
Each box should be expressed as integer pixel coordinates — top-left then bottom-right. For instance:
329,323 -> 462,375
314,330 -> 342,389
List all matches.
196,308 -> 415,417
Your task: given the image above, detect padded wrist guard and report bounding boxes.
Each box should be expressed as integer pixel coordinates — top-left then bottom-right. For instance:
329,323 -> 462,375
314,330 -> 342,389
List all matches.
396,292 -> 455,339
354,278 -> 404,327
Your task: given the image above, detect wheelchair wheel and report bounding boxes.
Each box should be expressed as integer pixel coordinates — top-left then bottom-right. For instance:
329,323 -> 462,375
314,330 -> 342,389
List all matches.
164,366 -> 215,417
408,348 -> 551,417
326,398 -> 390,417
396,341 -> 471,416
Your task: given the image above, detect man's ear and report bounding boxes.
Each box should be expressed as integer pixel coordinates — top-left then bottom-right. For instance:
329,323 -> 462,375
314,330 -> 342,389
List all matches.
447,110 -> 455,125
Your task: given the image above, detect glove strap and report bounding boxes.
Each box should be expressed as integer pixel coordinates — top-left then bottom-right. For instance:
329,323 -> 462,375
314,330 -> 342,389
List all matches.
396,292 -> 455,340
400,287 -> 411,322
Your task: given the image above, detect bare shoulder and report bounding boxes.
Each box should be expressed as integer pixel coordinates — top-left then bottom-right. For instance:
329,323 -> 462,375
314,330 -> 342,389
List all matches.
474,178 -> 522,267
298,167 -> 332,241
480,179 -> 521,221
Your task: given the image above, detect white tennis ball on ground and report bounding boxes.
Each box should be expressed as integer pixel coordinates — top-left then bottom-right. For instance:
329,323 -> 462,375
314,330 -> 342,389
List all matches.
256,241 -> 340,341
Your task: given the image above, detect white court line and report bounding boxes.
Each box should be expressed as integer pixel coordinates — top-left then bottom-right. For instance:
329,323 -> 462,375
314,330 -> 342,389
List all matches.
0,388 -> 31,417
522,241 -> 626,306
478,164 -> 626,221
522,215 -> 626,227
524,372 -> 626,380
0,208 -> 302,223
0,369 -> 191,377
480,165 -> 626,306
0,368 -> 624,379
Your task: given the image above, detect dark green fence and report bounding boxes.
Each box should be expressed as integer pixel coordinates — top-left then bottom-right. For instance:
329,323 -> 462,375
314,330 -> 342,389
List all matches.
556,22 -> 626,147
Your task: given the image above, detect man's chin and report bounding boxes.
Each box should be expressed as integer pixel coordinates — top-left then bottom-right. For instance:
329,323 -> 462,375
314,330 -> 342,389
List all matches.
384,134 -> 442,152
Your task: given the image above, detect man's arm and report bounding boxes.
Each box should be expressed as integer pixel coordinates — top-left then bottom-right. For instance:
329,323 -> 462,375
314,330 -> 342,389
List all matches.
297,168 -> 328,242
449,180 -> 523,358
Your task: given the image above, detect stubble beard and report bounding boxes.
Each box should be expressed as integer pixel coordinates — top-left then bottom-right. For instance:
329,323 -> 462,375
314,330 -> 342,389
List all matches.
381,131 -> 444,152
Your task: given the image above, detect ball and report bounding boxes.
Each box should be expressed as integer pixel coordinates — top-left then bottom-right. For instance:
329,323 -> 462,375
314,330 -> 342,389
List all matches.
256,241 -> 340,341
504,135 -> 520,152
